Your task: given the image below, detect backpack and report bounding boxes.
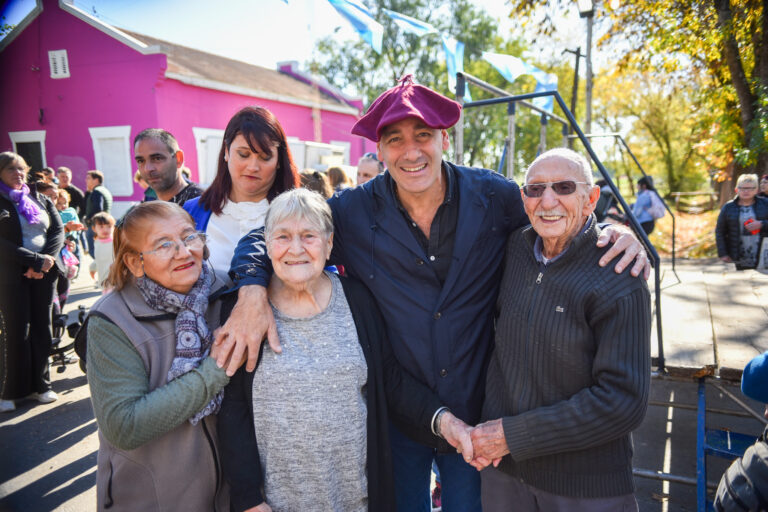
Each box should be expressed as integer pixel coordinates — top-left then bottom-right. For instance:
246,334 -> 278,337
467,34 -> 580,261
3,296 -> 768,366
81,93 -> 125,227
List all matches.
714,426 -> 768,511
648,191 -> 666,220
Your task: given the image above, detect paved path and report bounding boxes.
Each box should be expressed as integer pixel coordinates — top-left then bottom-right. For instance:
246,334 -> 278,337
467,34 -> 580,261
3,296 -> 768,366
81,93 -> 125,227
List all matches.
0,257 -> 766,511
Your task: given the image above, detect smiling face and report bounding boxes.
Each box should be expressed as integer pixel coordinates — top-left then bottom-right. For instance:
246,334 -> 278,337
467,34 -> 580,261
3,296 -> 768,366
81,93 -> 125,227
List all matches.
57,170 -> 71,188
225,134 -> 278,203
134,137 -> 182,194
737,181 -> 758,202
523,156 -> 600,257
125,214 -> 204,294
267,216 -> 332,288
376,117 -> 449,200
0,157 -> 28,190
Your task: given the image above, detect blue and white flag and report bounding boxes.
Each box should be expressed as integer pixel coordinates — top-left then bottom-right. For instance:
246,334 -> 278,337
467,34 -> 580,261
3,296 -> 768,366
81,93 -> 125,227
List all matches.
327,0 -> 384,54
382,8 -> 437,36
442,35 -> 470,101
482,51 -> 558,112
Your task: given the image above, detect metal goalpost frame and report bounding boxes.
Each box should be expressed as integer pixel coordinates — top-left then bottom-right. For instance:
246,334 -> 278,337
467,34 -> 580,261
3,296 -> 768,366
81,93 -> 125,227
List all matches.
454,77 -> 666,374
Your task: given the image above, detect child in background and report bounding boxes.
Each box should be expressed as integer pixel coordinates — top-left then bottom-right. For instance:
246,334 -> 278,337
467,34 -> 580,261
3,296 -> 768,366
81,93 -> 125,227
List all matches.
89,212 -> 115,293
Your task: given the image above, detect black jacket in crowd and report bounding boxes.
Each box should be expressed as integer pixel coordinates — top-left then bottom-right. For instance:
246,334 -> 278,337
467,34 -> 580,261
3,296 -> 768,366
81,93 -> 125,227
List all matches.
217,275 -> 443,512
715,196 -> 768,269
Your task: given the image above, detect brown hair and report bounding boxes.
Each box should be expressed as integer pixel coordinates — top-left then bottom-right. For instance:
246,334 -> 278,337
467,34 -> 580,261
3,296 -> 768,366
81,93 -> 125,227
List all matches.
57,188 -> 71,205
107,202 -> 202,290
326,166 -> 350,189
34,181 -> 57,194
300,170 -> 332,199
199,106 -> 300,215
0,152 -> 28,174
87,170 -> 104,184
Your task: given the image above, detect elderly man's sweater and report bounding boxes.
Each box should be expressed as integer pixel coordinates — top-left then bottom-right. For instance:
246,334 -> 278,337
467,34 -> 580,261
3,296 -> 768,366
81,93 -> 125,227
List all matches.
482,217 -> 651,499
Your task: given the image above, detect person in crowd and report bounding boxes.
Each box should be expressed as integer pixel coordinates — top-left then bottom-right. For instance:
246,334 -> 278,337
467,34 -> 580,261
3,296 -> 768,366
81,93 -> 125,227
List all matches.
219,76 -> 650,510
41,166 -> 58,185
183,106 -> 300,287
86,201 -> 231,511
631,176 -> 658,235
57,167 -> 86,217
83,170 -> 113,257
134,129 -> 202,206
714,351 -> 768,511
218,188 -> 473,512
0,152 -> 64,412
88,212 -> 116,292
299,169 -> 333,198
356,152 -> 384,186
594,178 -> 622,223
54,188 -> 84,308
759,174 -> 768,199
134,170 -> 157,202
327,165 -> 352,192
35,181 -> 58,203
181,166 -> 192,181
470,148 -> 651,512
716,173 -> 768,270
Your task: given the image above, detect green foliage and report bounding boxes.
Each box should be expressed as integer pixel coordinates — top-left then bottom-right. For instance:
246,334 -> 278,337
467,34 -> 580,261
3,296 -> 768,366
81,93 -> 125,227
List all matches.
0,16 -> 15,38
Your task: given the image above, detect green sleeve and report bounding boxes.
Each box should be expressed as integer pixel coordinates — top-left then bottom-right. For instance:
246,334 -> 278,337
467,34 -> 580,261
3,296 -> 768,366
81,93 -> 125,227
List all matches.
86,315 -> 230,450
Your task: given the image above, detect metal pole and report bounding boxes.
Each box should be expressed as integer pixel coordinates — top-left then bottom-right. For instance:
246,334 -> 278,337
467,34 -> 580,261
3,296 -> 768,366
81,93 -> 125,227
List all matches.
585,15 -> 594,135
455,74 -> 465,166
507,102 -> 516,178
563,47 -> 582,149
539,114 -> 548,154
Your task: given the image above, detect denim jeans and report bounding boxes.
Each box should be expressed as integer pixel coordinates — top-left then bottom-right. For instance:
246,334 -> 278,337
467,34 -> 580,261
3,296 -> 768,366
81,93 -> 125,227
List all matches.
389,422 -> 482,512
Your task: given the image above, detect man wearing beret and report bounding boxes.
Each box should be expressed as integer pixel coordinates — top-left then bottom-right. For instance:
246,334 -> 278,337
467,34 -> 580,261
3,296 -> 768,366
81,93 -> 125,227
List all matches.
218,76 -> 650,511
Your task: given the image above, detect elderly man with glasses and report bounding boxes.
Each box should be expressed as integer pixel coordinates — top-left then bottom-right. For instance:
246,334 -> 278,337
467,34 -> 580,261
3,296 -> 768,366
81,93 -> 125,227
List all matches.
471,148 -> 651,512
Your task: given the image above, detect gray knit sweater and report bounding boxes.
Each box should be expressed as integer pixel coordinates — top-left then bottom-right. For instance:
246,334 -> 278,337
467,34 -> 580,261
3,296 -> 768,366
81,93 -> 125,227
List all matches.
482,216 -> 651,498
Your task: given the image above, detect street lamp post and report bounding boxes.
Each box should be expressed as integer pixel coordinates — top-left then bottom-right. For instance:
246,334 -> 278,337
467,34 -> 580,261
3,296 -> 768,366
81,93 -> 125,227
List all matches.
577,0 -> 594,135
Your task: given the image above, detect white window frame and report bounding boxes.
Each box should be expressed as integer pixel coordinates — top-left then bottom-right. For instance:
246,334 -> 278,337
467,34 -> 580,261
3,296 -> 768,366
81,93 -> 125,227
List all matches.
48,49 -> 71,79
88,125 -> 133,196
8,130 -> 47,168
192,127 -> 225,187
330,140 -> 351,165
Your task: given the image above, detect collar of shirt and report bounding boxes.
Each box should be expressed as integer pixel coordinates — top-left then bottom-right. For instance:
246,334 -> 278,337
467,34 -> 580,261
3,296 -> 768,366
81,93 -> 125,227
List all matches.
534,216 -> 594,266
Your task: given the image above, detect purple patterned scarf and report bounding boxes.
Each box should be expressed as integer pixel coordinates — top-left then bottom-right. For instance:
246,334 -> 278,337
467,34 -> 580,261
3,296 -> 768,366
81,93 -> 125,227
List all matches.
136,263 -> 223,424
0,182 -> 43,224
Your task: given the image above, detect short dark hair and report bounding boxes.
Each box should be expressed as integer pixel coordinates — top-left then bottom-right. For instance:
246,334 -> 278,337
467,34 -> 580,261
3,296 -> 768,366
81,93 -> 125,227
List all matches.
199,106 -> 300,215
91,211 -> 115,227
42,167 -> 55,175
134,128 -> 180,154
87,170 -> 104,184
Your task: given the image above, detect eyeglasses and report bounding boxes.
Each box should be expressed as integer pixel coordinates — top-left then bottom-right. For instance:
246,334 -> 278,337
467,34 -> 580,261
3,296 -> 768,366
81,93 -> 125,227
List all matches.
140,232 -> 207,261
362,152 -> 379,161
522,180 -> 588,198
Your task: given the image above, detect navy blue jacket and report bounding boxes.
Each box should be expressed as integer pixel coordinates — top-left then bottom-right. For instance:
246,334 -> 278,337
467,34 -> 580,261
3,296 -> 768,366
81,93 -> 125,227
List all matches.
715,196 -> 768,268
230,162 -> 528,446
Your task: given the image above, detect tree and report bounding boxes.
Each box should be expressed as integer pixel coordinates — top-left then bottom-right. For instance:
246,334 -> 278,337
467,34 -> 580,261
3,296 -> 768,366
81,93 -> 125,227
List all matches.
509,0 -> 768,183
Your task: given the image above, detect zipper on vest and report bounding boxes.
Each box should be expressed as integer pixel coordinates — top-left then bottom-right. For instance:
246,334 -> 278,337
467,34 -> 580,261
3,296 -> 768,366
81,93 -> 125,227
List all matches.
520,269 -> 544,411
201,419 -> 221,511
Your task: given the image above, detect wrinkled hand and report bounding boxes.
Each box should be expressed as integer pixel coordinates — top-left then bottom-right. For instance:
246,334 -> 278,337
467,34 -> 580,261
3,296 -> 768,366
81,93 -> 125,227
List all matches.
40,254 -> 55,273
596,224 -> 650,279
214,285 -> 281,376
439,411 -> 475,465
23,267 -> 44,279
210,330 -> 246,371
469,419 -> 508,470
745,220 -> 763,233
720,255 -> 733,263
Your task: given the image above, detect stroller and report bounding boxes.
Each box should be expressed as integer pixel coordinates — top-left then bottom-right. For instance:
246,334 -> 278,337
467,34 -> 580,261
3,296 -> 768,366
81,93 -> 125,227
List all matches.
50,305 -> 88,373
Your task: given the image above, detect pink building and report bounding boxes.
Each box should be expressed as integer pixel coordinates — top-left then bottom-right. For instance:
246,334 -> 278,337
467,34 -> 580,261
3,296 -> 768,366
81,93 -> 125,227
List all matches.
0,0 -> 373,214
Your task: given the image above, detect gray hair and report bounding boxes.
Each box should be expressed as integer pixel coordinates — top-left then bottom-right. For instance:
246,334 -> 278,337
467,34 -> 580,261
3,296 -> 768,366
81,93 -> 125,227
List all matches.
57,166 -> 72,178
736,173 -> 759,187
524,148 -> 594,187
265,188 -> 333,241
133,128 -> 180,154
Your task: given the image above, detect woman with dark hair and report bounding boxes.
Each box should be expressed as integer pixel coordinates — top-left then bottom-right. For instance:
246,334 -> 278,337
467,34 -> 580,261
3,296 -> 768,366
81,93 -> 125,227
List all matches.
327,166 -> 351,192
184,106 -> 300,286
631,176 -> 658,235
0,152 -> 64,412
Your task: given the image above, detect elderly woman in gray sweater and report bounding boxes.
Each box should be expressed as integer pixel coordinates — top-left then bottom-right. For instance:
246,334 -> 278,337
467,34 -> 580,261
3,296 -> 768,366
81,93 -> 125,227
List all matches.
218,188 -> 472,512
86,201 -> 233,511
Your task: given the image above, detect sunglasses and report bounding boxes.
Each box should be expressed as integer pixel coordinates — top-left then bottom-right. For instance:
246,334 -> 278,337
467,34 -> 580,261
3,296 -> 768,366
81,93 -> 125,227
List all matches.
522,180 -> 588,198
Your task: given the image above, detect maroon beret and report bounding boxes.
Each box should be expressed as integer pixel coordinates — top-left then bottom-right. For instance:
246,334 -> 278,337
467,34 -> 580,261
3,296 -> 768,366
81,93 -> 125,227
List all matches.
351,75 -> 462,142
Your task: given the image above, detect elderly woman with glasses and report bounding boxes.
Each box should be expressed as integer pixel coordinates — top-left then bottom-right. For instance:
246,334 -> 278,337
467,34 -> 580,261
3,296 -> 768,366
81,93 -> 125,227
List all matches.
86,201 -> 233,511
716,173 -> 768,270
217,188 -> 473,512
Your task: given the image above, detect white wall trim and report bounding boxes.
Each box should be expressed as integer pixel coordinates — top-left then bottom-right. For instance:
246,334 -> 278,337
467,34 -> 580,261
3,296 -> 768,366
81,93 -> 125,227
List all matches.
192,127 -> 225,187
8,130 -> 47,167
88,125 -> 133,196
166,72 -> 359,116
0,1 -> 43,53
59,0 -> 162,55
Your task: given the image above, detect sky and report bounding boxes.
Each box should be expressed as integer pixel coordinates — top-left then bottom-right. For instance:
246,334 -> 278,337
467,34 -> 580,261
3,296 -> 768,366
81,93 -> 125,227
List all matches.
1,0 -> 598,73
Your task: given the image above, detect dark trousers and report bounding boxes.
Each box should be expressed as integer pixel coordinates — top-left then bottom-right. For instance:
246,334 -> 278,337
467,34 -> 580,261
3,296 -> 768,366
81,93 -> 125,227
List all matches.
85,227 -> 95,257
389,422 -> 482,511
640,220 -> 655,235
0,271 -> 55,399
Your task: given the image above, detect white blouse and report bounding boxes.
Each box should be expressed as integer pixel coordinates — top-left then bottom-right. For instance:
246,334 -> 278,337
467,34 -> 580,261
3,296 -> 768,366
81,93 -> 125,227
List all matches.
205,199 -> 269,288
